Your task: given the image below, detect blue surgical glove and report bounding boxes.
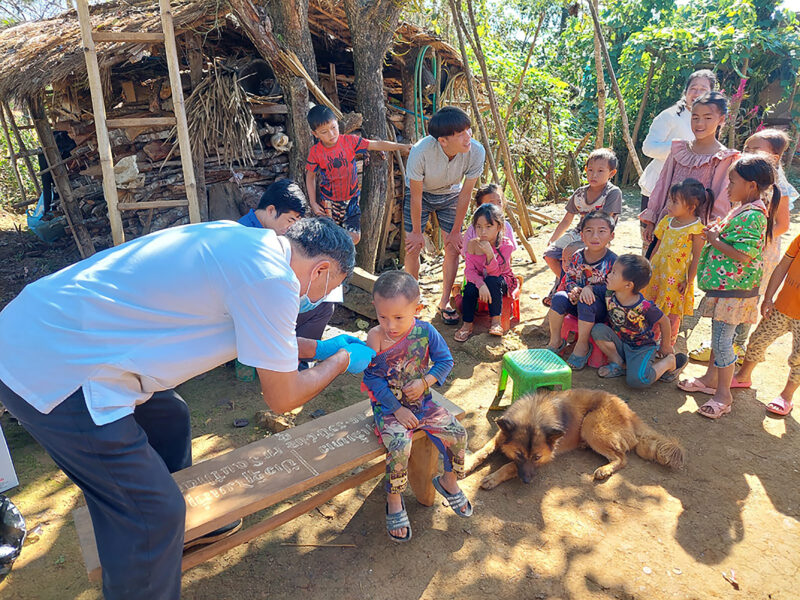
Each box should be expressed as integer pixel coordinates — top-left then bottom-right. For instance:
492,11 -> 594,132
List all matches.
314,334 -> 365,361
343,342 -> 376,374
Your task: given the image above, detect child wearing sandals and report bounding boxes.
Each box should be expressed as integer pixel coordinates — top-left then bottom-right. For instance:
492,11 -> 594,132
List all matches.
731,233 -> 800,416
643,179 -> 711,344
455,203 -> 518,341
362,271 -> 471,542
592,254 -> 688,387
546,211 -> 617,370
678,154 -> 779,419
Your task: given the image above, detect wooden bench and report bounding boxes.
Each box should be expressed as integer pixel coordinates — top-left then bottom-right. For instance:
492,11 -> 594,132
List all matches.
73,391 -> 464,581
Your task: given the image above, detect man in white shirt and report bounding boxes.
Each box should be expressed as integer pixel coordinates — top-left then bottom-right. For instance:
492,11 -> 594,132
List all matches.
404,106 -> 485,324
0,218 -> 373,599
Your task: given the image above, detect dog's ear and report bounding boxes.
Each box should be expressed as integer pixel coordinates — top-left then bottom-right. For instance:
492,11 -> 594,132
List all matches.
544,427 -> 565,448
496,415 -> 516,435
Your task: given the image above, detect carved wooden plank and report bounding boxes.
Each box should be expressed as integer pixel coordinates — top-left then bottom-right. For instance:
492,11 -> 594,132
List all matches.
74,392 -> 463,580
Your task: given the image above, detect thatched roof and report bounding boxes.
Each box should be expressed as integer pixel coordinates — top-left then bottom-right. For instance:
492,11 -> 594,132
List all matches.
0,0 -> 461,103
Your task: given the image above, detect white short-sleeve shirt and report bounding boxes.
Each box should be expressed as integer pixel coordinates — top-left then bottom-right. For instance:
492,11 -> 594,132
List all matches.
0,222 -> 300,425
405,136 -> 485,195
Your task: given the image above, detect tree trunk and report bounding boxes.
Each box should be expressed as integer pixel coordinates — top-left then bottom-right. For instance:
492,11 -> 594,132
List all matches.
229,0 -> 313,185
585,0 -> 643,176
592,0 -> 606,149
502,12 -> 545,132
265,0 -> 318,85
343,0 -> 404,272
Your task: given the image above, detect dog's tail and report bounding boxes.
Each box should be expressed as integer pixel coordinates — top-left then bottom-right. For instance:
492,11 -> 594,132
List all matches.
632,418 -> 686,470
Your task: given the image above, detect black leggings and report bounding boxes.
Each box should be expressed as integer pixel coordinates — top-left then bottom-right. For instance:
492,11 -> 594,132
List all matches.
462,276 -> 507,323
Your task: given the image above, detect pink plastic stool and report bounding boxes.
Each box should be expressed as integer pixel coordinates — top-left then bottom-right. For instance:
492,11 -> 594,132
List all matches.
559,314 -> 608,369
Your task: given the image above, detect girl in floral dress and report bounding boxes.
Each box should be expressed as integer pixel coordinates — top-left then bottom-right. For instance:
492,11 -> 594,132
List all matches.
678,155 -> 780,419
644,179 -> 712,344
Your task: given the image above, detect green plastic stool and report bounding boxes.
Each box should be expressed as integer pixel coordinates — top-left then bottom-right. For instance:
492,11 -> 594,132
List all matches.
490,349 -> 572,410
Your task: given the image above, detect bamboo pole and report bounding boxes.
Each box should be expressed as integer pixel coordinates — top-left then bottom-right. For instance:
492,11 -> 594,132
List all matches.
585,0 -> 643,177
460,0 -> 537,237
160,0 -> 201,224
76,0 -> 125,245
622,57 -> 657,184
377,138 -> 395,270
592,0 -> 606,149
502,12 -> 545,132
0,105 -> 28,205
445,0 -> 537,263
3,102 -> 42,197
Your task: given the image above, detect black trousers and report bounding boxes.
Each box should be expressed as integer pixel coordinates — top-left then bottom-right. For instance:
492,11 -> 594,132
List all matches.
462,276 -> 507,323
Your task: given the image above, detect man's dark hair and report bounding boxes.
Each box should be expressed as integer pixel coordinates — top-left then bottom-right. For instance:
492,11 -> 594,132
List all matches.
578,210 -> 616,232
587,147 -> 618,171
373,270 -> 420,303
256,179 -> 307,216
285,218 -> 355,276
307,105 -> 337,131
615,254 -> 652,293
428,106 -> 471,139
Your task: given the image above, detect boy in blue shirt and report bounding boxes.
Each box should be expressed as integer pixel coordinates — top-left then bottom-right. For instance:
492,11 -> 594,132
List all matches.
592,254 -> 688,387
238,178 -> 306,234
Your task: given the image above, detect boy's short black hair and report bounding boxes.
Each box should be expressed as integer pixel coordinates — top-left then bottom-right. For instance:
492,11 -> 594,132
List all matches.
373,270 -> 420,303
256,179 -> 307,216
307,105 -> 337,130
428,106 -> 472,139
578,210 -> 615,232
587,147 -> 618,171
615,254 -> 652,293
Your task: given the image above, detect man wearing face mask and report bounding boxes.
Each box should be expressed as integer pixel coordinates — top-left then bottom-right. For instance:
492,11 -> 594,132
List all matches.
238,179 -> 337,363
0,217 -> 374,600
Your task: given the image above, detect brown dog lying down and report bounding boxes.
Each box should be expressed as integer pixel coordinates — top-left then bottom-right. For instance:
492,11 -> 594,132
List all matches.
466,388 -> 685,489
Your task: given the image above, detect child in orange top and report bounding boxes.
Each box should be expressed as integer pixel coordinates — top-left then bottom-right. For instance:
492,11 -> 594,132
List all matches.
733,234 -> 800,416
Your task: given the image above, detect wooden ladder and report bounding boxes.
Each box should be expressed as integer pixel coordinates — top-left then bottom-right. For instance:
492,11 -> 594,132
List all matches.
75,0 -> 201,246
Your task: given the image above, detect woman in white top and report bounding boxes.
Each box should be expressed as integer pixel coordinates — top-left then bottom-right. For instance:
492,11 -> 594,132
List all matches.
638,69 -> 717,212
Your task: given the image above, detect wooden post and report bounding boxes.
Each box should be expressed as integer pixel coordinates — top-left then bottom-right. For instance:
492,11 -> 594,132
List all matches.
622,57 -> 657,184
585,0 -> 643,177
377,146 -> 395,270
160,0 -> 201,224
76,0 -> 125,246
28,96 -> 95,258
187,32 -> 208,221
0,106 -> 27,204
406,436 -> 439,506
3,102 -> 42,197
592,0 -> 606,149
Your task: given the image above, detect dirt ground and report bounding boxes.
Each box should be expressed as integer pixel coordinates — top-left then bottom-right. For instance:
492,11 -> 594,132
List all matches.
1,188 -> 799,600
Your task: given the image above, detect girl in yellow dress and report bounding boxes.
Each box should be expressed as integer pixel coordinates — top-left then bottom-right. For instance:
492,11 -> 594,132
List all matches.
643,179 -> 711,344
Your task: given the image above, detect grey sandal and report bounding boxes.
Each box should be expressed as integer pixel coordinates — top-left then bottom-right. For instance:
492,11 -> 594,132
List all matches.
385,498 -> 412,542
599,361 -> 625,378
432,475 -> 473,518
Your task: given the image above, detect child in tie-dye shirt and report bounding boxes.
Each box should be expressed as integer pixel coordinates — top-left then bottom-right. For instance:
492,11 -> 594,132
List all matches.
362,271 -> 471,543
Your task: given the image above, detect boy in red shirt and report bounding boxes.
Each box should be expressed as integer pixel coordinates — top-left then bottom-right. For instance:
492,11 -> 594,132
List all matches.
305,106 -> 410,244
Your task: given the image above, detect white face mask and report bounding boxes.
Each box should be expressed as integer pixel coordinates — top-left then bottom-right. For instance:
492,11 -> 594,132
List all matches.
298,268 -> 330,313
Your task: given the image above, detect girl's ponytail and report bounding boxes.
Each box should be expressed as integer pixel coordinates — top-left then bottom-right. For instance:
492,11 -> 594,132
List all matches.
701,187 -> 715,225
766,184 -> 780,243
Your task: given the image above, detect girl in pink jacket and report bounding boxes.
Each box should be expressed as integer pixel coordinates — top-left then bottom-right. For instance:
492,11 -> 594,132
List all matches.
455,203 -> 517,341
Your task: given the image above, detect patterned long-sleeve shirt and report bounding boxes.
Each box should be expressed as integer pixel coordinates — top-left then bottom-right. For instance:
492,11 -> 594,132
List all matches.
562,249 -> 617,296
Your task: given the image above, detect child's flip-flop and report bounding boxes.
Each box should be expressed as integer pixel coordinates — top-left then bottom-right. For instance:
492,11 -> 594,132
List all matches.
432,475 -> 473,518
438,307 -> 460,325
698,399 -> 732,419
385,498 -> 412,542
678,377 -> 716,395
545,340 -> 567,354
488,323 -> 504,337
660,353 -> 689,383
766,395 -> 794,416
566,350 -> 591,371
730,377 -> 752,389
454,328 -> 473,343
599,362 -> 625,378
